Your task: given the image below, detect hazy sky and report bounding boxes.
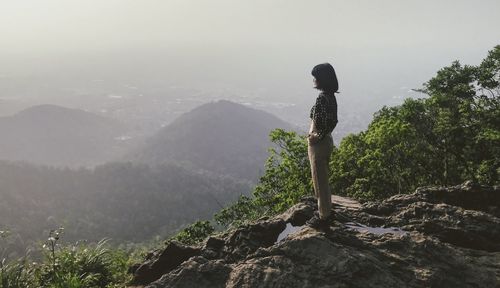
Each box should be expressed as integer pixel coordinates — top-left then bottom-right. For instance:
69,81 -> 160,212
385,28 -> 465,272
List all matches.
1,0 -> 499,110
2,0 -> 499,53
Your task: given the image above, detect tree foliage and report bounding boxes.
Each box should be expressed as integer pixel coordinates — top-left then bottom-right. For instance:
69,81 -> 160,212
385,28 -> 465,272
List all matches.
332,45 -> 500,199
169,221 -> 215,246
214,128 -> 311,226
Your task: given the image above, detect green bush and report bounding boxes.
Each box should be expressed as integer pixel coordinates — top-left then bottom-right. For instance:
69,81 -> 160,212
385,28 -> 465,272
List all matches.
170,221 -> 215,245
0,258 -> 35,288
0,229 -> 132,288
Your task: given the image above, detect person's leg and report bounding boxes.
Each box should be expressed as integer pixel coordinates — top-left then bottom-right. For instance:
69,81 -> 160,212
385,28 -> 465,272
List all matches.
310,138 -> 332,219
316,148 -> 332,219
308,143 -> 319,199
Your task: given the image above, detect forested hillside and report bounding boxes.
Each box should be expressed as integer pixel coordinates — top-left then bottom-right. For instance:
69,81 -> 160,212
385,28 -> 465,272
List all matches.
0,100 -> 298,268
0,161 -> 250,259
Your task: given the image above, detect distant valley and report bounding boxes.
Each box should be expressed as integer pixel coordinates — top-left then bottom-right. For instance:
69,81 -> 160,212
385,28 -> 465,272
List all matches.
0,100 -> 296,257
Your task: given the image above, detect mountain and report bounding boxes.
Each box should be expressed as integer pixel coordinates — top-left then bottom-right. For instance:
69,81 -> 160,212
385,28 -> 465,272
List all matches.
130,182 -> 500,287
125,100 -> 297,182
0,104 -> 130,167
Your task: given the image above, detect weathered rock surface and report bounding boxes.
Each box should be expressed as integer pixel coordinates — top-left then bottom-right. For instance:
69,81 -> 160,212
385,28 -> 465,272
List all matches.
130,241 -> 201,285
130,183 -> 500,288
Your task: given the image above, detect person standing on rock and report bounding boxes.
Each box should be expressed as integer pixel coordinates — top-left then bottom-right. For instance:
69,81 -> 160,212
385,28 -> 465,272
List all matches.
306,62 -> 338,228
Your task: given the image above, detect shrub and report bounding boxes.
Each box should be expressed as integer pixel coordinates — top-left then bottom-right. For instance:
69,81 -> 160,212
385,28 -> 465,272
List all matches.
170,221 -> 215,245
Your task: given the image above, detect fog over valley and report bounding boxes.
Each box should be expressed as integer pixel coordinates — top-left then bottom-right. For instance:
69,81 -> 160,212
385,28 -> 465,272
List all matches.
2,0 -> 499,143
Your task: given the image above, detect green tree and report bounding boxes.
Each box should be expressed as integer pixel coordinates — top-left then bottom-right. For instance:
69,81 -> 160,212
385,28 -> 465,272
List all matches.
215,129 -> 310,226
252,129 -> 311,214
331,100 -> 435,200
331,45 -> 499,200
423,46 -> 500,184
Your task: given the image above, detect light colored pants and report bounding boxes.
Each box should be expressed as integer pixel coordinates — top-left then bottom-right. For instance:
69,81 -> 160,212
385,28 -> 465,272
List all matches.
308,121 -> 333,219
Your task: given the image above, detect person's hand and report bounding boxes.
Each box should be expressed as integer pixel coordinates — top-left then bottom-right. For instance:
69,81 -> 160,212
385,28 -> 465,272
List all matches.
308,133 -> 319,145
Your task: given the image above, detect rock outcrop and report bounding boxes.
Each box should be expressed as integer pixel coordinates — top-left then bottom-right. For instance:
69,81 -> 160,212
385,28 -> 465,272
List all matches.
129,182 -> 500,288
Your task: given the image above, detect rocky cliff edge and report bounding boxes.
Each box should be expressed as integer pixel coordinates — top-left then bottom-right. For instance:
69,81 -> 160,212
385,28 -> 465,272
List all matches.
129,182 -> 500,288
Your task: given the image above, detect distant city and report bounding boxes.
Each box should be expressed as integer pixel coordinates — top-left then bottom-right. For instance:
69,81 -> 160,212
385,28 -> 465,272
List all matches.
0,74 -> 420,146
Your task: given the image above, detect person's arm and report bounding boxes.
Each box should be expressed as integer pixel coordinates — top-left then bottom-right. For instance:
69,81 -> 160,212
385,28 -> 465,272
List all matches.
311,95 -> 329,141
330,96 -> 338,131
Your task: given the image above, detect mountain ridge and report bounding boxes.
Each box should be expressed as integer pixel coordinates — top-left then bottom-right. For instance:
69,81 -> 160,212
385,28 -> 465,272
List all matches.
125,100 -> 298,182
0,104 -> 130,168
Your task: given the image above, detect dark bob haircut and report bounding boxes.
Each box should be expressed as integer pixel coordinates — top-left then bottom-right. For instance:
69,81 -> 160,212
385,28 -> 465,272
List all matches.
311,63 -> 339,93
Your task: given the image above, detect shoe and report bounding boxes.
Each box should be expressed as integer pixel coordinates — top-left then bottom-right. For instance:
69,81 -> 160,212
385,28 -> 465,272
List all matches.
306,213 -> 333,229
306,215 -> 323,229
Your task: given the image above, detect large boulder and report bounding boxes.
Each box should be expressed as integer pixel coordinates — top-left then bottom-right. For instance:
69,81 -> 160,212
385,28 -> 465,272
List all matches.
130,241 -> 201,286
